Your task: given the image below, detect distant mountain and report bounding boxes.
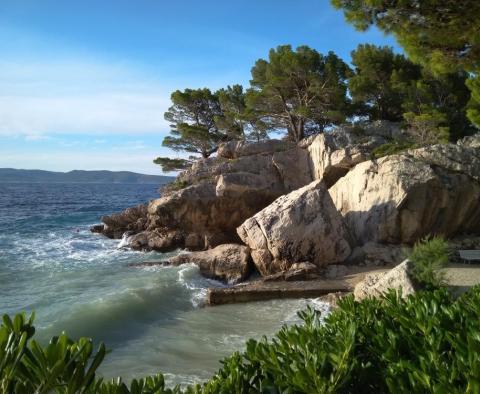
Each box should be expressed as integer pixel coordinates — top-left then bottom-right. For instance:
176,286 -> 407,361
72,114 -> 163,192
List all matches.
0,168 -> 174,184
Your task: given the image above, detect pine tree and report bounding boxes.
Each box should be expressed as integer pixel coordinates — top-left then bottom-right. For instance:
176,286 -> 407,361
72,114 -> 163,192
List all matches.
216,85 -> 269,142
332,0 -> 480,129
162,88 -> 224,158
246,45 -> 352,142
349,44 -> 420,121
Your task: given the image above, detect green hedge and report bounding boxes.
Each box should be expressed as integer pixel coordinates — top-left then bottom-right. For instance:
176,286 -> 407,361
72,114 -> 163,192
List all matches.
3,286 -> 480,393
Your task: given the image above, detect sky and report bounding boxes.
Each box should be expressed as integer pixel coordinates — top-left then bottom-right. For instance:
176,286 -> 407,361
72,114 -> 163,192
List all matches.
0,0 -> 400,175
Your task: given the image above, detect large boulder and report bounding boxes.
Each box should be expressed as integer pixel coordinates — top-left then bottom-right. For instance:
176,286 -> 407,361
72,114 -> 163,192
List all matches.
167,244 -> 252,284
354,260 -> 416,301
330,144 -> 480,245
237,180 -> 352,276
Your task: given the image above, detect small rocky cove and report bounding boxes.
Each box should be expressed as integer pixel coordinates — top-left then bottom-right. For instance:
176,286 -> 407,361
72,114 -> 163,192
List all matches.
92,123 -> 480,303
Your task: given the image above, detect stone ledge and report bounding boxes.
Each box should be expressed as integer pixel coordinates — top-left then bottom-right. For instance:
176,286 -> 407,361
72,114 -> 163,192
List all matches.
207,279 -> 351,305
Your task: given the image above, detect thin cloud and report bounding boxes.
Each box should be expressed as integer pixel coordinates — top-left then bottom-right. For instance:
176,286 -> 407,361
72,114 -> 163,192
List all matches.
23,133 -> 52,141
0,93 -> 171,136
0,55 -> 173,136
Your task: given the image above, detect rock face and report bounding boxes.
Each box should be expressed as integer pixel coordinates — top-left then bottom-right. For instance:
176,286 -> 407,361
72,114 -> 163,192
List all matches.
99,140 -> 313,251
457,133 -> 480,149
167,244 -> 252,284
330,144 -> 480,245
96,125 -> 394,252
126,229 -> 184,251
95,127 -> 480,285
237,180 -> 352,276
300,121 -> 402,187
354,260 -> 416,301
217,139 -> 294,159
347,242 -> 409,267
409,142 -> 480,182
303,133 -> 384,187
92,204 -> 148,239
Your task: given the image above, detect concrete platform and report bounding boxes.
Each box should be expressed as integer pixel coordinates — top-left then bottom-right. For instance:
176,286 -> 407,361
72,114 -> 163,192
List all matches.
207,279 -> 352,305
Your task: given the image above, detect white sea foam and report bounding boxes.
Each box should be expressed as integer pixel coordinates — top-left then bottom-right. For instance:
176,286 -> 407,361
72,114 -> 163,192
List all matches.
2,192 -> 334,390
117,232 -> 132,249
177,263 -> 226,307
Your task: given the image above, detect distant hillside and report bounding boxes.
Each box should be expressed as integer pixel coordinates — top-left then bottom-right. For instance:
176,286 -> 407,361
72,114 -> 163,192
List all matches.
0,168 -> 174,184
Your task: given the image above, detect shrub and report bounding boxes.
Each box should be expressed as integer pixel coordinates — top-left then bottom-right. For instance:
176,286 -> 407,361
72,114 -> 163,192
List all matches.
370,140 -> 416,159
163,179 -> 190,193
409,236 -> 450,289
0,313 -> 106,394
200,287 -> 480,393
4,286 -> 480,393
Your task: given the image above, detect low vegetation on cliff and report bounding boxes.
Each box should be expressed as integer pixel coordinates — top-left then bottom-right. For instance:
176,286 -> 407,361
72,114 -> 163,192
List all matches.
3,284 -> 480,393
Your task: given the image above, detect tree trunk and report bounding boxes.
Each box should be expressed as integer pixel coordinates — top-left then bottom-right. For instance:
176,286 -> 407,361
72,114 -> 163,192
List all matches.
287,115 -> 305,142
294,118 -> 304,142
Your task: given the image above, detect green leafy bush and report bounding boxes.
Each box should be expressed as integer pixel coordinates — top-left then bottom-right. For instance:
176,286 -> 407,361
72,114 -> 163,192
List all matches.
409,236 -> 450,289
0,312 -> 106,394
200,287 -> 480,393
4,286 -> 480,393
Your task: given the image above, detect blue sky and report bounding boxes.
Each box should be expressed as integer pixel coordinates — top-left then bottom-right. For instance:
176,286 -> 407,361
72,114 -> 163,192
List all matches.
0,0 -> 400,174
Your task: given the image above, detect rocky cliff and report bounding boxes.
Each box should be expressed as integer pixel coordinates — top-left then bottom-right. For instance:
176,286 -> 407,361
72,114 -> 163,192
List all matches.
93,124 -> 480,283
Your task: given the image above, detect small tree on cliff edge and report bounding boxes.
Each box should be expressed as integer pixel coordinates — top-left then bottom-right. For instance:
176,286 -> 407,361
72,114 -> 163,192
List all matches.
162,88 -> 225,159
155,86 -> 269,172
154,88 -> 225,172
331,0 -> 480,130
246,45 -> 352,142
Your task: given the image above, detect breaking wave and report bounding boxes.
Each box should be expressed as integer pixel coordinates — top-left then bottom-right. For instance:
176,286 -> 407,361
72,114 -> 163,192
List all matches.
0,182 -> 331,386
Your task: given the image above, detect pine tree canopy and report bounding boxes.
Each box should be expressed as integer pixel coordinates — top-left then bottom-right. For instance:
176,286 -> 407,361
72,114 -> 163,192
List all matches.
246,45 -> 352,142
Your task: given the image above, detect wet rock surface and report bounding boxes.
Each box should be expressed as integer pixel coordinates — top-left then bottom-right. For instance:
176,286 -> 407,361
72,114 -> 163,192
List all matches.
167,244 -> 253,284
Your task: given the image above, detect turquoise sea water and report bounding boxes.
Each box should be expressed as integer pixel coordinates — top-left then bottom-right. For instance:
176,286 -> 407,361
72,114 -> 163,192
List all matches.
0,182 -> 328,386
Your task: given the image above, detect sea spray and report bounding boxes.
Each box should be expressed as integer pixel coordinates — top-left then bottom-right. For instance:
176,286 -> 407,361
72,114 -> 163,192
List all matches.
117,231 -> 133,248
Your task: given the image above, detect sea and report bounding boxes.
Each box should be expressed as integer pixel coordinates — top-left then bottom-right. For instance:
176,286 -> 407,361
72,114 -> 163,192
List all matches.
0,182 -> 329,386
